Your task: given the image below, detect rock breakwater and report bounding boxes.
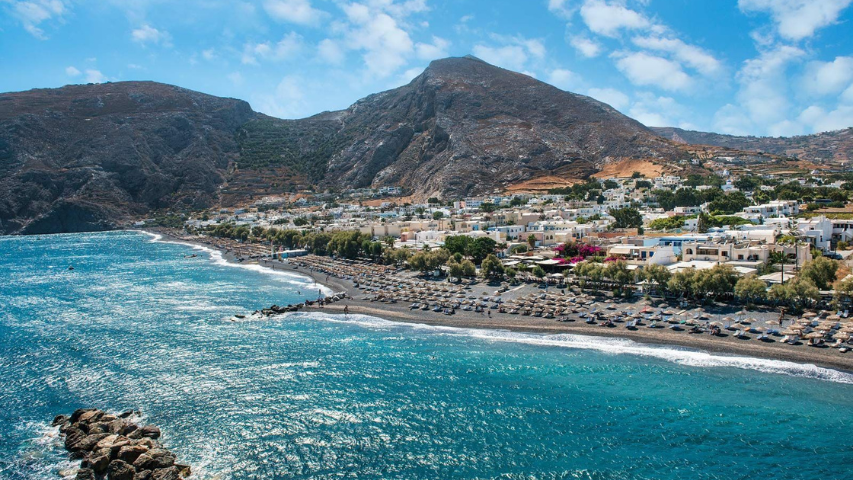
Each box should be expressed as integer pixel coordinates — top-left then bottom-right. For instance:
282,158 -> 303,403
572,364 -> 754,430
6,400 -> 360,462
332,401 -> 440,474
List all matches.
53,408 -> 190,480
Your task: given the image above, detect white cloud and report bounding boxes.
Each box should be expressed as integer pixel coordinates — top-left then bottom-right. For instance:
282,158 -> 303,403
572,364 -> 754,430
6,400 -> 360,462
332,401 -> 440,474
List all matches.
317,39 -> 345,64
84,69 -> 106,83
415,36 -> 450,61
738,0 -> 853,41
65,65 -> 80,76
127,63 -> 143,70
339,4 -> 415,78
202,48 -> 217,61
767,119 -> 804,136
628,93 -> 686,127
800,56 -> 853,96
736,45 -> 804,125
399,66 -> 426,84
522,38 -> 546,58
713,104 -> 754,135
631,36 -> 722,76
587,87 -> 629,110
614,52 -> 693,91
242,32 -> 303,65
798,104 -> 853,132
131,24 -> 171,46
713,45 -> 805,135
472,44 -> 529,71
227,72 -> 244,86
7,0 -> 67,39
579,0 -> 650,37
569,35 -> 602,58
472,35 -> 546,72
546,68 -> 581,91
547,0 -> 574,17
843,84 -> 853,103
263,0 -> 326,26
254,76 -> 310,118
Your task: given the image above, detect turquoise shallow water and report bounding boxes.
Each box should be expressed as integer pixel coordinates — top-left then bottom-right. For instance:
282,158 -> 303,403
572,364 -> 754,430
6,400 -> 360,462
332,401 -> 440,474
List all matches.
1,231 -> 852,480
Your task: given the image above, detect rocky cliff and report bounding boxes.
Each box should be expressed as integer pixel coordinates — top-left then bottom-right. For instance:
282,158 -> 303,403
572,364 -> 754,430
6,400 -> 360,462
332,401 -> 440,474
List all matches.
652,126 -> 853,164
0,82 -> 254,234
0,57 -> 694,234
239,56 -> 682,199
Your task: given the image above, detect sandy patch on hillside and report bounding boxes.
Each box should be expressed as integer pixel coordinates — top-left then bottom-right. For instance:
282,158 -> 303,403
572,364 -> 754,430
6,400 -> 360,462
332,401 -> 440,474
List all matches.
505,176 -> 582,192
592,159 -> 663,178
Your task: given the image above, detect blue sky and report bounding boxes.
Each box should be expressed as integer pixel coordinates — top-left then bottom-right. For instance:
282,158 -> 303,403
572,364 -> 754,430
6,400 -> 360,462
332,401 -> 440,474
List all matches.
1,0 -> 852,137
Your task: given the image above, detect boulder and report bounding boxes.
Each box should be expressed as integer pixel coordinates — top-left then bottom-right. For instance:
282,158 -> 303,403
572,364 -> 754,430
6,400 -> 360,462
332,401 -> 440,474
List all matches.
107,460 -> 136,480
118,445 -> 149,464
64,427 -> 87,451
121,423 -> 139,436
76,467 -> 96,480
132,450 -> 174,470
101,414 -> 118,423
119,410 -> 137,419
150,466 -> 181,480
71,408 -> 97,423
133,471 -> 152,480
131,438 -> 157,449
72,433 -> 110,453
53,414 -> 69,426
97,434 -> 131,452
88,451 -> 111,475
139,425 -> 161,439
78,410 -> 103,424
108,419 -> 130,434
87,422 -> 110,434
174,463 -> 191,477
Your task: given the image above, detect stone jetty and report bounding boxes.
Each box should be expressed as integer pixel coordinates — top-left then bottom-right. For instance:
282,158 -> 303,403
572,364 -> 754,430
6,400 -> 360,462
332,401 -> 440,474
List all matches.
52,408 -> 190,480
254,292 -> 349,317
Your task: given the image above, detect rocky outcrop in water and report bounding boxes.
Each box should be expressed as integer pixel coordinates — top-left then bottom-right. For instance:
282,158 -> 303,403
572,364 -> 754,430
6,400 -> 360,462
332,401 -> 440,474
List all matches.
52,408 -> 190,480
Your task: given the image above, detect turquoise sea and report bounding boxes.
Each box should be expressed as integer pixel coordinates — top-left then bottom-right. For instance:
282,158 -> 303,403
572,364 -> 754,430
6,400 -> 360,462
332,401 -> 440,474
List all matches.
1,231 -> 852,480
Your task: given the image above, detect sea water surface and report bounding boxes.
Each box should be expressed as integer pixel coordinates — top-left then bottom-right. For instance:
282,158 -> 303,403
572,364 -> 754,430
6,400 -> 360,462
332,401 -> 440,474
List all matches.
1,231 -> 852,480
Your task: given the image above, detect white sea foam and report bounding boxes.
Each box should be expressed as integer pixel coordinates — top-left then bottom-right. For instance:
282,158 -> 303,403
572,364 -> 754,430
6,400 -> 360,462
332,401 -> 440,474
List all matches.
300,312 -> 853,385
136,230 -> 333,295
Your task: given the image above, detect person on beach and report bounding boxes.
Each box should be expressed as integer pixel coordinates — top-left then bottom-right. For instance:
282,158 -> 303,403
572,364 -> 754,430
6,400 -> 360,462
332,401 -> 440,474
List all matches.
344,305 -> 349,315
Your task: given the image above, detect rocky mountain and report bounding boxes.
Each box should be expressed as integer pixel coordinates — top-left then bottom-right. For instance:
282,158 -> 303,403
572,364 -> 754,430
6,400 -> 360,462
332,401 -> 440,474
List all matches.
651,126 -> 853,164
1,56 -> 685,234
0,82 -> 255,234
243,56 -> 682,198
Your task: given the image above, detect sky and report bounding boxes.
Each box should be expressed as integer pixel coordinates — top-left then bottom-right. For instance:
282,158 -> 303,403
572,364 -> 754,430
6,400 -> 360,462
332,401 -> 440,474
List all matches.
1,0 -> 852,137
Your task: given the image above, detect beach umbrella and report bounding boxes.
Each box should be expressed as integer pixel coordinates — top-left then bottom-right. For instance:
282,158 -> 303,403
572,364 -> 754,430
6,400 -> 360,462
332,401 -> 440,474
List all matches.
804,332 -> 825,339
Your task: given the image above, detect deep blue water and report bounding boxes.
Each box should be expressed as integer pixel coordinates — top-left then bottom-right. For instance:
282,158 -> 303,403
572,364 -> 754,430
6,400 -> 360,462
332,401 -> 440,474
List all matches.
1,231 -> 851,480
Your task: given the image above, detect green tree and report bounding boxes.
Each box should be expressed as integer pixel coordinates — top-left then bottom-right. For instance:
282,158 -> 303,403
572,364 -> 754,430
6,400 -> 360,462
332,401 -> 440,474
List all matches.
461,259 -> 477,277
605,260 -> 635,293
697,212 -> 710,233
608,207 -> 643,229
531,265 -> 546,279
799,257 -> 838,290
641,264 -> 671,294
734,276 -> 767,304
443,235 -> 471,257
833,276 -> 853,307
469,237 -> 498,264
480,254 -> 504,279
769,277 -> 820,310
648,216 -> 685,231
527,234 -> 537,250
432,211 -> 444,220
447,259 -> 465,281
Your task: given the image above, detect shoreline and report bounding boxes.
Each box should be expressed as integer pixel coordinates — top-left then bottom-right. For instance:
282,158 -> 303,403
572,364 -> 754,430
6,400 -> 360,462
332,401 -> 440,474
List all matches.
145,229 -> 853,374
